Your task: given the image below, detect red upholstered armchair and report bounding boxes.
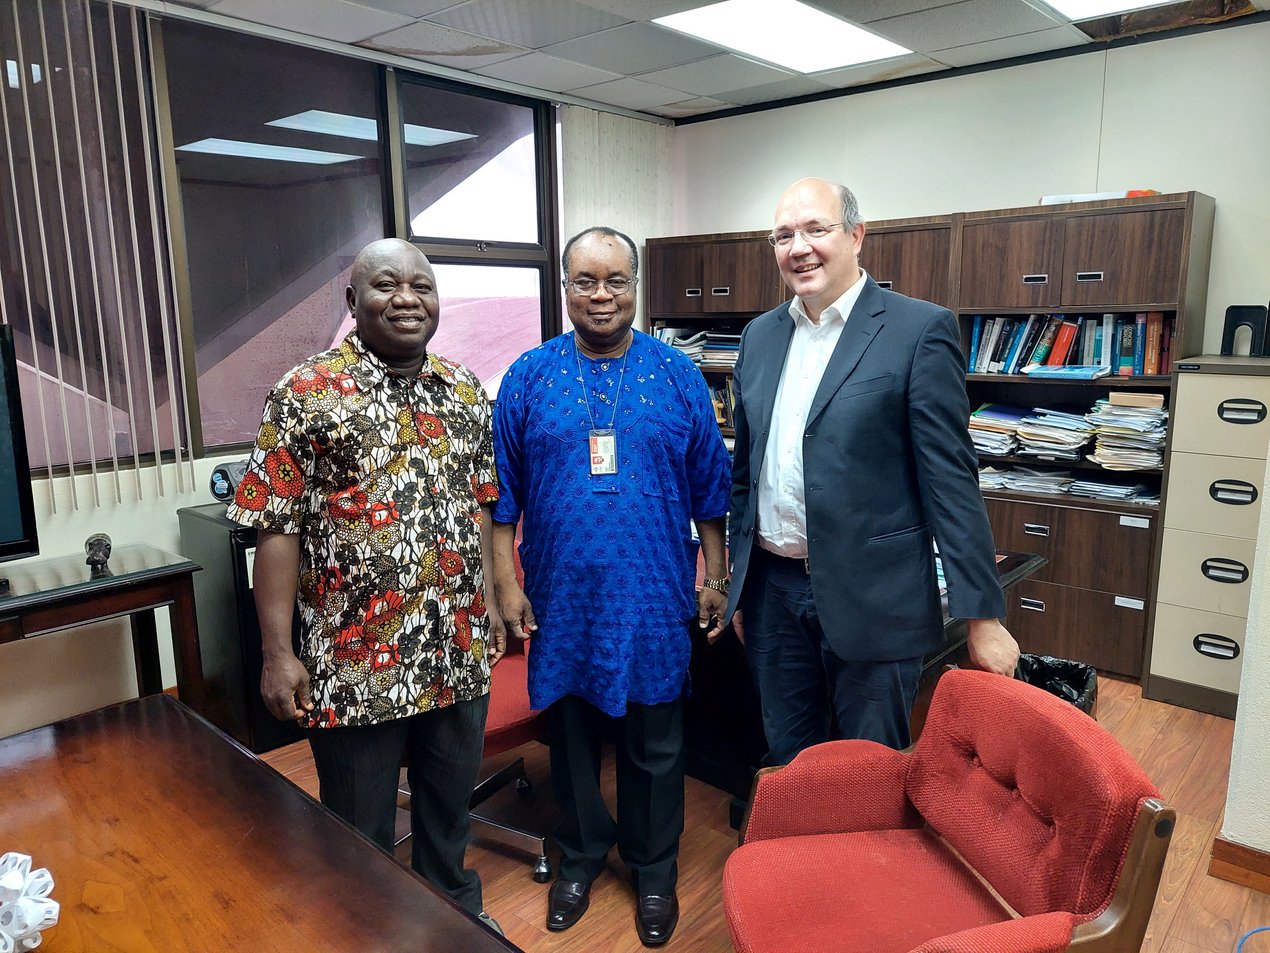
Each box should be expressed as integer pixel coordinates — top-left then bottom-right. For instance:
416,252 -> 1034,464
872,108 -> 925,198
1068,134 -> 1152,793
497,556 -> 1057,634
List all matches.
722,668 -> 1173,953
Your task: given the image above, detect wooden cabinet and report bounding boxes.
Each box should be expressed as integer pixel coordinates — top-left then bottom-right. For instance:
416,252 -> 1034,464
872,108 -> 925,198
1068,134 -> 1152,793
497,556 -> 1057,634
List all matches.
1060,209 -> 1186,308
959,218 -> 1064,310
860,219 -> 954,308
646,234 -> 785,318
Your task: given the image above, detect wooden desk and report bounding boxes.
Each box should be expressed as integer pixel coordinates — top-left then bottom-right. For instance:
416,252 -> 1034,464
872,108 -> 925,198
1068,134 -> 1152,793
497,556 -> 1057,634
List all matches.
0,695 -> 517,952
0,543 -> 204,707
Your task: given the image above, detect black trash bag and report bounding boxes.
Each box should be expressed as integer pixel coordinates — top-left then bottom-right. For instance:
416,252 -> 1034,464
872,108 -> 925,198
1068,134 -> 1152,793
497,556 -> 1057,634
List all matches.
1015,653 -> 1097,716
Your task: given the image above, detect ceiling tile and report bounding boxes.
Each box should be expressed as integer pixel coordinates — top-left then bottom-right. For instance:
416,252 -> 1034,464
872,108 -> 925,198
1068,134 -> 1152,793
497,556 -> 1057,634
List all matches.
348,0 -> 467,15
357,20 -> 528,69
868,0 -> 1067,52
571,76 -> 690,110
649,96 -> 735,118
574,0 -> 710,18
932,25 -> 1090,68
428,0 -> 629,48
209,0 -> 414,42
542,22 -> 718,74
812,52 -> 947,88
637,54 -> 795,97
713,74 -> 837,106
802,0 -> 965,22
475,51 -> 623,90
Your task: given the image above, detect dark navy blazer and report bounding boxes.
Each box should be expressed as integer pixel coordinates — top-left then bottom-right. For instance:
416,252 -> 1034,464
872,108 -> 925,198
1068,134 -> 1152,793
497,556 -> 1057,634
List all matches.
724,278 -> 1006,662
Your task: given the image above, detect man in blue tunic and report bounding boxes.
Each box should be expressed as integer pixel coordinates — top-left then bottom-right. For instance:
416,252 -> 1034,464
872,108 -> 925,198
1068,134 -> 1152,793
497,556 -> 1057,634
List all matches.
491,226 -> 731,947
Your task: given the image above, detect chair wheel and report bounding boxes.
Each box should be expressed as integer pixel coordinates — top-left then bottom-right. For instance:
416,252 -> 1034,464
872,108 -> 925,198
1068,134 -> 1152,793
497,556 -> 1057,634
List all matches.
532,858 -> 551,883
515,776 -> 532,796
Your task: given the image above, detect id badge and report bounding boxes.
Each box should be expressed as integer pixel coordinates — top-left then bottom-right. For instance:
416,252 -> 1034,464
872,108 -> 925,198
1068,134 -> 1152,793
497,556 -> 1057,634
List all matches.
589,428 -> 617,475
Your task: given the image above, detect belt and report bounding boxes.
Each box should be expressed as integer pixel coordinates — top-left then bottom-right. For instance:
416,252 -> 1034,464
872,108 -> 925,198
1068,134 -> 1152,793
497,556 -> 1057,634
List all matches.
756,545 -> 810,575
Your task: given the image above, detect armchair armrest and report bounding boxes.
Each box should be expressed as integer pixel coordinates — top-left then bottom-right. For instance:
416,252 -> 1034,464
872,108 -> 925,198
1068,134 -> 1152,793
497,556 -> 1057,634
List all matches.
741,740 -> 922,844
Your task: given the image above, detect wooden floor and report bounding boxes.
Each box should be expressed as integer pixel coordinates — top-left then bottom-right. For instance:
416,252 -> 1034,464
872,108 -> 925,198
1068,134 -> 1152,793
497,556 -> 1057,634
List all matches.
261,676 -> 1270,952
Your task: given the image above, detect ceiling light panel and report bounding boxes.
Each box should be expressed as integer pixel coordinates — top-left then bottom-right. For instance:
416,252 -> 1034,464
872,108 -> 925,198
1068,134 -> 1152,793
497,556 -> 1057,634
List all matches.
175,138 -> 360,165
267,110 -> 476,147
654,0 -> 911,73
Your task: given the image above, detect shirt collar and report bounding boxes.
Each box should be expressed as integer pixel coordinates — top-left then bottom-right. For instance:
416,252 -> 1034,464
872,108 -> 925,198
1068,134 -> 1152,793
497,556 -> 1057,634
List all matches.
341,330 -> 457,389
789,269 -> 869,329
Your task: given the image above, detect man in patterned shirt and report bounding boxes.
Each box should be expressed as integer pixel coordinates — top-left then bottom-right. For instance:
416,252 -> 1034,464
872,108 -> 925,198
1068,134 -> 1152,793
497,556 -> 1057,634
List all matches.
227,238 -> 504,923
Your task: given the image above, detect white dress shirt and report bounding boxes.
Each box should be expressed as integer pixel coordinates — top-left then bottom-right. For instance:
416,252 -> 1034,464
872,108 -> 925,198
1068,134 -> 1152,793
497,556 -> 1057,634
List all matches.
756,271 -> 869,557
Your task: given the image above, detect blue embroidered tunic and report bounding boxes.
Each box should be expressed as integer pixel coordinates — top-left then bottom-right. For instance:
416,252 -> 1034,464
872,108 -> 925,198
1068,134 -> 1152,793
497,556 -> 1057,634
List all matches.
492,330 -> 731,716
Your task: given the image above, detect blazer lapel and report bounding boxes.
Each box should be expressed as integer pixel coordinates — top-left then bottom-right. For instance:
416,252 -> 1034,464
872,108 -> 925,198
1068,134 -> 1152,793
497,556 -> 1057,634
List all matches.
806,279 -> 885,427
749,304 -> 797,443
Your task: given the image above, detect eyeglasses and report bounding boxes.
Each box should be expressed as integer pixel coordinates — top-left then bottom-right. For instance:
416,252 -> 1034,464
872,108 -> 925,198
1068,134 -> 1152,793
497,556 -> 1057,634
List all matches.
564,277 -> 633,296
767,222 -> 844,247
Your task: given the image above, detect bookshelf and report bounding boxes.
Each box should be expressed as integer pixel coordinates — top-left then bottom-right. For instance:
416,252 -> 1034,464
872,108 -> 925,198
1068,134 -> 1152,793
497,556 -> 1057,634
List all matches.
646,191 -> 1215,682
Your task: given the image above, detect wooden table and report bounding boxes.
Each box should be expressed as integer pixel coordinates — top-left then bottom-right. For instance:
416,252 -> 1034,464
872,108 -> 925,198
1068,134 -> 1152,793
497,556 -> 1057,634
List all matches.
0,695 -> 518,952
0,543 -> 204,707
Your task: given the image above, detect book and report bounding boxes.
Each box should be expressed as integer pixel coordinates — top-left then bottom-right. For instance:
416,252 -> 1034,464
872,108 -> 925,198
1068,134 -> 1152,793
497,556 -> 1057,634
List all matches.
1144,311 -> 1164,375
1132,313 -> 1147,375
1100,313 -> 1115,367
1021,363 -> 1111,380
967,315 -> 984,372
1045,318 -> 1080,366
975,317 -> 1001,373
1005,314 -> 1037,375
1117,318 -> 1136,377
1010,316 -> 1044,375
1109,391 -> 1165,409
1082,317 -> 1097,365
1159,316 -> 1172,372
1028,316 -> 1063,365
989,318 -> 1017,373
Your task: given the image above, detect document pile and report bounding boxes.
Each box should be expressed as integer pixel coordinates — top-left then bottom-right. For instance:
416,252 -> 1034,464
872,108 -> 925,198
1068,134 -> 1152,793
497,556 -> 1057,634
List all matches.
656,328 -> 707,361
978,465 -> 1009,490
1068,479 -> 1155,504
1001,467 -> 1074,495
698,332 -> 742,371
0,852 -> 58,952
969,403 -> 1028,456
1085,399 -> 1168,470
1015,407 -> 1097,462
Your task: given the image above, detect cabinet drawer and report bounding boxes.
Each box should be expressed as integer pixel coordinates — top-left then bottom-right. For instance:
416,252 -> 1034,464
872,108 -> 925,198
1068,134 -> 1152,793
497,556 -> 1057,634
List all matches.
986,499 -> 1152,595
1150,603 -> 1246,694
1157,529 -> 1257,618
1171,373 -> 1270,457
1163,451 -> 1265,537
1005,580 -> 1145,678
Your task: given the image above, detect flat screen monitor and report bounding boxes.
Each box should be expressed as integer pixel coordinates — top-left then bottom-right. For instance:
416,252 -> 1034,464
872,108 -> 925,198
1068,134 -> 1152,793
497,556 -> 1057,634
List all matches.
0,323 -> 38,564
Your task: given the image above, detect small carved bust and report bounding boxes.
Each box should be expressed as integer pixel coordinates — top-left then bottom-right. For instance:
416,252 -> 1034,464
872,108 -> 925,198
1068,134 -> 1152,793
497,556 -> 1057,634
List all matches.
85,533 -> 113,577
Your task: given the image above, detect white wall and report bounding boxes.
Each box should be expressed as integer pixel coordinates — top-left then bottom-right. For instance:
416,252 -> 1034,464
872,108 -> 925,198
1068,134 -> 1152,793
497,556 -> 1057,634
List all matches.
673,21 -> 1270,355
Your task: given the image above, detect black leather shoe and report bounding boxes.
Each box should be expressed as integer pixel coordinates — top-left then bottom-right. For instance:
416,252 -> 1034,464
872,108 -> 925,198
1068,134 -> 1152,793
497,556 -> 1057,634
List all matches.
635,893 -> 679,947
546,880 -> 591,931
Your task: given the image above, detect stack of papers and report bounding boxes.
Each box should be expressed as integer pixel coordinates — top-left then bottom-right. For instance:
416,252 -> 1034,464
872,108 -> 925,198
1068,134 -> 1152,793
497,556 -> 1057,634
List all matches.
1068,479 -> 1154,503
1001,468 -> 1074,495
1086,399 -> 1168,470
978,466 -> 1010,490
698,332 -> 742,370
969,403 -> 1029,456
1015,407 -> 1096,462
659,328 -> 707,361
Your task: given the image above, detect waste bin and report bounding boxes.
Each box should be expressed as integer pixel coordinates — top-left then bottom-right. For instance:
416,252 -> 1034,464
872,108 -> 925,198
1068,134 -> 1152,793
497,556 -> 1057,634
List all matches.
1015,653 -> 1097,716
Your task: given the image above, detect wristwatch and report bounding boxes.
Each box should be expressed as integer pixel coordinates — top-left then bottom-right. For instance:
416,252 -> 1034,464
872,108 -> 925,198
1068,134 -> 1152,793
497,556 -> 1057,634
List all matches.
702,577 -> 730,594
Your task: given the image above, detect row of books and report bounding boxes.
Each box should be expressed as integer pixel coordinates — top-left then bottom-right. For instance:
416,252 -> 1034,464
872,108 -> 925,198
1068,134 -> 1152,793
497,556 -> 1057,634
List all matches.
656,327 -> 743,370
967,312 -> 1172,377
709,378 -> 736,429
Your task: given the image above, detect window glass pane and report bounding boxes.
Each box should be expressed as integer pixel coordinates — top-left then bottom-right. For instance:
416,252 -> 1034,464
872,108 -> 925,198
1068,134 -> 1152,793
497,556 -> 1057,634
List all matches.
400,81 -> 539,245
162,21 -> 384,449
432,264 -> 542,392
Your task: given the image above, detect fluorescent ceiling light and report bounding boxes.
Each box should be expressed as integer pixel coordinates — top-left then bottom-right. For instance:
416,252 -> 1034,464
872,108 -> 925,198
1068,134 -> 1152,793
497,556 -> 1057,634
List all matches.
175,138 -> 359,165
1044,0 -> 1176,18
654,0 -> 910,74
267,109 -> 476,147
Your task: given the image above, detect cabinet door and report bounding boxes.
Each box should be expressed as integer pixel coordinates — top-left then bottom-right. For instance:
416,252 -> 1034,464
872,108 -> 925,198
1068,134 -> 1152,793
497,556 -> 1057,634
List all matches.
862,226 -> 952,308
959,219 -> 1063,310
1006,580 -> 1144,677
1060,209 -> 1186,308
703,239 -> 785,313
646,242 -> 704,316
1053,507 -> 1153,597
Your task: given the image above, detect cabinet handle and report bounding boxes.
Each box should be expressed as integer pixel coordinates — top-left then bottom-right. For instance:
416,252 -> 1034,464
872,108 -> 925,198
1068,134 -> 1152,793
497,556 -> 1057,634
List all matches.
877,280 -> 893,290
1217,398 -> 1267,425
1075,271 -> 1104,283
711,287 -> 731,296
1022,522 -> 1050,537
685,288 -> 702,298
1201,557 -> 1249,584
1020,597 -> 1045,612
1193,633 -> 1240,660
1209,479 -> 1257,505
1021,274 -> 1049,285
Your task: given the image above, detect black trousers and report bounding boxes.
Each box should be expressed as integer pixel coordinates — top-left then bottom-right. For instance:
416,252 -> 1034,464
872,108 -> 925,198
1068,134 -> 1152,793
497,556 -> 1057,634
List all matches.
548,694 -> 684,896
307,694 -> 489,915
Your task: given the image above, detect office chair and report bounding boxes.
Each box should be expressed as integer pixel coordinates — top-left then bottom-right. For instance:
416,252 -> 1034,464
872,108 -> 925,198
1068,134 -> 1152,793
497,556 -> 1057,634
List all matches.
723,668 -> 1173,953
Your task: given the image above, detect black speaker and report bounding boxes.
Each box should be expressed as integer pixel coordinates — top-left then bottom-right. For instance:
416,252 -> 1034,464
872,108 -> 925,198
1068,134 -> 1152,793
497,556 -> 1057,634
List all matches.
1220,305 -> 1269,357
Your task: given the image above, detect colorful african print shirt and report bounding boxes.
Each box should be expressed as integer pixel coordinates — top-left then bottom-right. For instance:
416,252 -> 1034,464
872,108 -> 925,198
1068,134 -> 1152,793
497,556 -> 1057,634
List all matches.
227,331 -> 499,728
492,330 -> 731,717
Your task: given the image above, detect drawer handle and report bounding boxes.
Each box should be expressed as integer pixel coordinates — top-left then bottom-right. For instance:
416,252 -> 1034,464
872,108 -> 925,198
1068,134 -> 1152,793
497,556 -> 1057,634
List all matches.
1217,398 -> 1267,425
1193,633 -> 1240,660
711,287 -> 731,296
1201,557 -> 1249,583
1022,523 -> 1050,537
1075,271 -> 1104,283
1209,479 -> 1258,505
1020,597 -> 1045,612
685,288 -> 702,298
1022,274 -> 1048,285
877,280 -> 893,289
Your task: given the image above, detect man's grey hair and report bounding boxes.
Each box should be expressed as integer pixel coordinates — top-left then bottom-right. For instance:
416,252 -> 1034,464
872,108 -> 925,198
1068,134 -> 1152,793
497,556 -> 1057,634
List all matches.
834,183 -> 864,230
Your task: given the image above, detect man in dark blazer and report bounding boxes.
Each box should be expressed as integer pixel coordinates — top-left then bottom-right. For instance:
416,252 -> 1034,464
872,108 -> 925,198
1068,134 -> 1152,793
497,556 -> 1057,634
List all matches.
720,177 -> 1018,765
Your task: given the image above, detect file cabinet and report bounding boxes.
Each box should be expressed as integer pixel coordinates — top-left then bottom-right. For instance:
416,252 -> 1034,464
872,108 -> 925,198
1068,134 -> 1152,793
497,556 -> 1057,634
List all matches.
1144,356 -> 1270,717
